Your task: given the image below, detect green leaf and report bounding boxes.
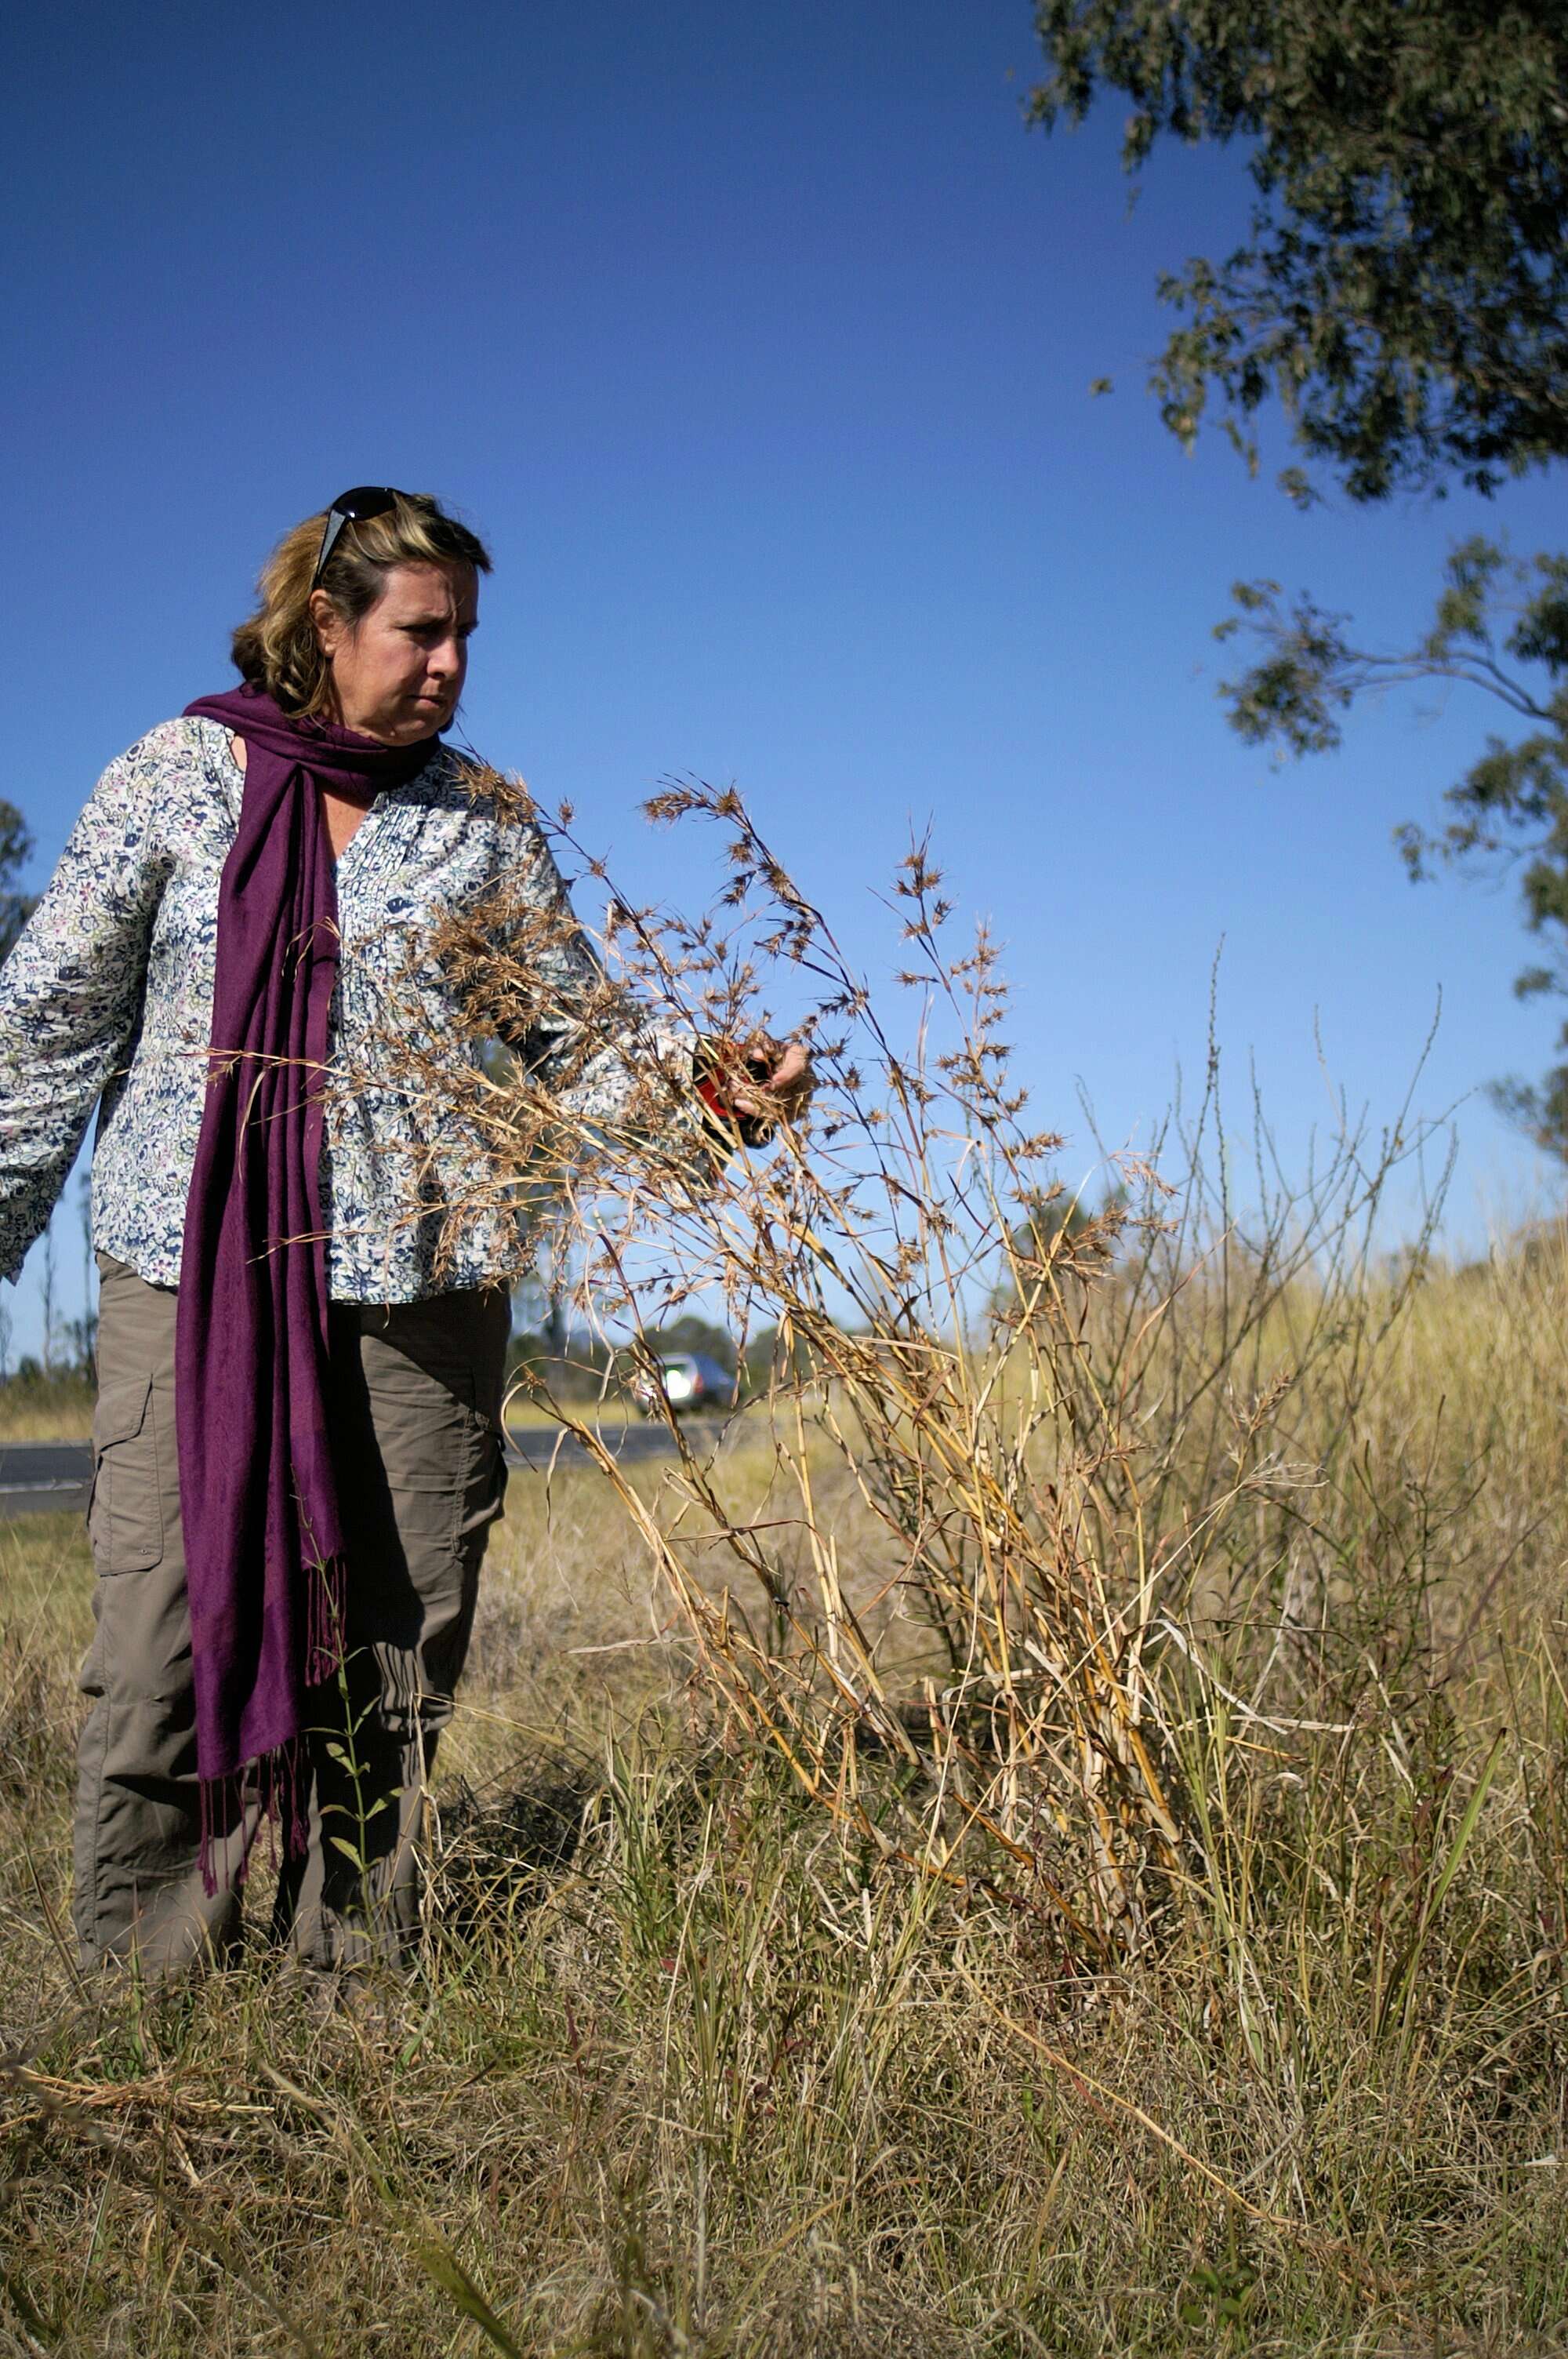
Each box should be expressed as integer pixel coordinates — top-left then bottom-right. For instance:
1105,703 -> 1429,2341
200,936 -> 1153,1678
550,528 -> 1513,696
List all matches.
414,2241 -> 528,2357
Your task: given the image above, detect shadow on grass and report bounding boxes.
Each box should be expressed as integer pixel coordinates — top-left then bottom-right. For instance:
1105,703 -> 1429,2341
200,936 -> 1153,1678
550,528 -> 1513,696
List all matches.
431,1753 -> 601,1943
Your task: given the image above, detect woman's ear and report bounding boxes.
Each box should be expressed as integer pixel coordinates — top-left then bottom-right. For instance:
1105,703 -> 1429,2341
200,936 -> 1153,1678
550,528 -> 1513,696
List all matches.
308,587 -> 344,659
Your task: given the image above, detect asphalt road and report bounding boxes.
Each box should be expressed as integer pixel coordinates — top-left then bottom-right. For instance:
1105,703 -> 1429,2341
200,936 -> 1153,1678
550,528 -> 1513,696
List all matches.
0,1420 -> 719,1521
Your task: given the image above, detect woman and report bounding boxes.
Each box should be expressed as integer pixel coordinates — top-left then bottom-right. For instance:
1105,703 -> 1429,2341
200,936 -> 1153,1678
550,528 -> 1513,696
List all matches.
0,487 -> 808,1984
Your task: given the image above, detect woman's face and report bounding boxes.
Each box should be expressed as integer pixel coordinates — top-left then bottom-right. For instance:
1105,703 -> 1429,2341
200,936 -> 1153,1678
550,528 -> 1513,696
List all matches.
312,560 -> 479,744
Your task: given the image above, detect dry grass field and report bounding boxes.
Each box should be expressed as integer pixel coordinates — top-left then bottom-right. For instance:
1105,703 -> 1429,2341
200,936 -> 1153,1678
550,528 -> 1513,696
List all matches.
0,1376 -> 94,1443
0,1373 -> 622,1445
4,1217 -> 1568,2358
6,810 -> 1568,2354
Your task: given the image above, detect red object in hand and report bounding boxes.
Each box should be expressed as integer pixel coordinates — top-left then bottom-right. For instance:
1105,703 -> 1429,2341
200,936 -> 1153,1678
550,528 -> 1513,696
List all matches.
694,1039 -> 777,1149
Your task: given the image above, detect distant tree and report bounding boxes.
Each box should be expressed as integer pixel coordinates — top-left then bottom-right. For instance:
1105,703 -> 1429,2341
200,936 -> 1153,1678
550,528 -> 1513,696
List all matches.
644,1314 -> 737,1376
60,1313 -> 99,1379
0,800 -> 35,963
39,1219 -> 56,1377
77,1173 -> 93,1372
1026,0 -> 1568,1149
511,1264 -> 568,1357
739,1321 -> 813,1394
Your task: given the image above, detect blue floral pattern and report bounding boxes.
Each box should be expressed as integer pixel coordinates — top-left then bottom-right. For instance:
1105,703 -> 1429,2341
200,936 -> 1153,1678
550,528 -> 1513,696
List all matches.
0,717 -> 691,1299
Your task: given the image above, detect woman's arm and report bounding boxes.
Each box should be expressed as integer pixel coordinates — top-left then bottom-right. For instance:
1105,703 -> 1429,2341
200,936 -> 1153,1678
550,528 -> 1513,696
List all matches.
0,740 -> 169,1281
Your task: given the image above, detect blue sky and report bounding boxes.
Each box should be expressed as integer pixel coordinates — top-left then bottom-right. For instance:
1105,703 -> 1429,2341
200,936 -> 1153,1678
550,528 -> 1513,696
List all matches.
5,0 -> 1566,1354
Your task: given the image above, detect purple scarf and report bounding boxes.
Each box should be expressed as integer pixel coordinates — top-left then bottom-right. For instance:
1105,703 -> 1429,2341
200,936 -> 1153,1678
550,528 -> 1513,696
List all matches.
176,685 -> 435,1883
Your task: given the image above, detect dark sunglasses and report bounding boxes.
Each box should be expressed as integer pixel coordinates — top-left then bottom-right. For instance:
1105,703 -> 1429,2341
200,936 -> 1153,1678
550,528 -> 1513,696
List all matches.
310,485 -> 401,587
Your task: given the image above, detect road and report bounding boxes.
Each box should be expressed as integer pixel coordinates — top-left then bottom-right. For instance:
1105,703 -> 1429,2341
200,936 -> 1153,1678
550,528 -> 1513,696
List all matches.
0,1421 -> 720,1521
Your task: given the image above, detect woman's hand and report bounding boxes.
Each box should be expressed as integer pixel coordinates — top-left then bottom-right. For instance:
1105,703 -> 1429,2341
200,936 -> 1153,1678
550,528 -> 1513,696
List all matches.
696,1034 -> 813,1145
731,1036 -> 812,1122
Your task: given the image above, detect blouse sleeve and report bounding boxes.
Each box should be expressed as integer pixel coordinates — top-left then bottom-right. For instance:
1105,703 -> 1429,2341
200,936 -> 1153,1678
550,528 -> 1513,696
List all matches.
0,742 -> 169,1281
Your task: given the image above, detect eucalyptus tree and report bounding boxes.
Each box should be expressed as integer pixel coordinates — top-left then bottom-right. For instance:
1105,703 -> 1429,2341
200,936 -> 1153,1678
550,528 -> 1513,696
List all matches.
1027,0 -> 1568,1145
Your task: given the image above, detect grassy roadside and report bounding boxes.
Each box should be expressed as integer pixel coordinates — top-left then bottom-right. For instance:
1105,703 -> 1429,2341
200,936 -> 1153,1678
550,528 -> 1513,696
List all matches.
0,1371 -> 582,1443
0,1374 -> 94,1442
0,1375 -> 746,1442
4,1240 -> 1568,2354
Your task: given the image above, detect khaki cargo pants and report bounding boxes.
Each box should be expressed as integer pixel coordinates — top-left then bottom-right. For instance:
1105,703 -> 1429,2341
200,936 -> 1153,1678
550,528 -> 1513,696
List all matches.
74,1254 -> 510,1978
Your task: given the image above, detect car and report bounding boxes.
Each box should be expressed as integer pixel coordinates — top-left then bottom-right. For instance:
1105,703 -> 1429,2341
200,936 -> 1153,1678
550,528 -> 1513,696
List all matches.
630,1351 -> 738,1417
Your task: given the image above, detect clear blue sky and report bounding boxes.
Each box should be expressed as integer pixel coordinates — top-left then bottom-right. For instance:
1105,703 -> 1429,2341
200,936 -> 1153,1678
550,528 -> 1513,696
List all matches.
6,0 -> 1566,1354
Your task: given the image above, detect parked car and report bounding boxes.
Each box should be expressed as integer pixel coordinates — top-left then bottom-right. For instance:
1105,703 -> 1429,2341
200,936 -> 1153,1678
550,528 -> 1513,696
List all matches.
630,1352 -> 737,1417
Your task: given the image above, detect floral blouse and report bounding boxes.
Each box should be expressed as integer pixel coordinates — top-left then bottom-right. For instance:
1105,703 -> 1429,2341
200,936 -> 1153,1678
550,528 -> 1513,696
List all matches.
0,717 -> 691,1301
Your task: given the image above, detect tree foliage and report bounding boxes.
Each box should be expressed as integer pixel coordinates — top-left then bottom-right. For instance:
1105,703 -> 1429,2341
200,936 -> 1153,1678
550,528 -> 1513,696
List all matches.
0,802 -> 34,965
1219,539 -> 1568,1154
1028,2 -> 1568,1155
1027,0 -> 1568,500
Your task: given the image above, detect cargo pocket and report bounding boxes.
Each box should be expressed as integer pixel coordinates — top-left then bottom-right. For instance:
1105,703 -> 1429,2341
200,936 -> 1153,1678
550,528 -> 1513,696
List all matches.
89,1374 -> 165,1574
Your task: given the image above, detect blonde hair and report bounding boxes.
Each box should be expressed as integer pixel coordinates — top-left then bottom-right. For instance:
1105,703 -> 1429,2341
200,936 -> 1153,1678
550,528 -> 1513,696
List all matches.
230,491 -> 492,716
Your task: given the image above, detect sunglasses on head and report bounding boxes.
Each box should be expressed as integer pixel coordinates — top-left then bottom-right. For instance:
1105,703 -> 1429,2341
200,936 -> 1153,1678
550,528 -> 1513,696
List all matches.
311,485 -> 402,588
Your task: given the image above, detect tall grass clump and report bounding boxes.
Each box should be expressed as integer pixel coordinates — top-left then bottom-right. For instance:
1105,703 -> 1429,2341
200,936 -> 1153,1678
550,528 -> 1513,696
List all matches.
416,776 -> 1483,1962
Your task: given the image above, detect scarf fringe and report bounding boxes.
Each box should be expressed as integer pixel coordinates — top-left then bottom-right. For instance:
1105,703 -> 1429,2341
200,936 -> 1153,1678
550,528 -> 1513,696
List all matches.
198,1742 -> 305,1897
197,1551 -> 350,1896
304,1547 -> 349,1689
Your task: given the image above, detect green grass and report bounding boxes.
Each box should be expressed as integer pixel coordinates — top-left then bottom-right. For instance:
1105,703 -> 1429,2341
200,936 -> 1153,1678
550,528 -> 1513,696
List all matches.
5,1239 -> 1568,2355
